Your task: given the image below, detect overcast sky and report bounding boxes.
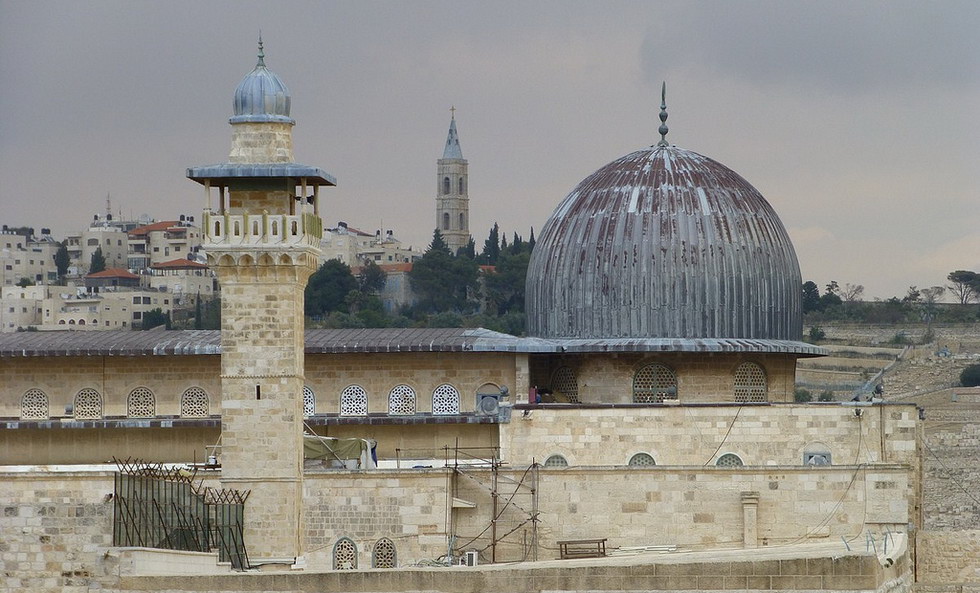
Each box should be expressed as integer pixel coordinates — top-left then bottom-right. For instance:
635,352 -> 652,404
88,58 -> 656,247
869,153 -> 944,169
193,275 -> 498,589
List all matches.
1,0 -> 977,299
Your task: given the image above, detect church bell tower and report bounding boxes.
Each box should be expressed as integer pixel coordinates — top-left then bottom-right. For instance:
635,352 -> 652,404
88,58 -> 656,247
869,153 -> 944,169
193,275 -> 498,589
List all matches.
436,109 -> 470,254
187,38 -> 334,564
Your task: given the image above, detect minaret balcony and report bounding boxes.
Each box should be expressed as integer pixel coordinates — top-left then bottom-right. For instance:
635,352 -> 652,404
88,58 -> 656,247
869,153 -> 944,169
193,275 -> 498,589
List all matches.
203,210 -> 323,250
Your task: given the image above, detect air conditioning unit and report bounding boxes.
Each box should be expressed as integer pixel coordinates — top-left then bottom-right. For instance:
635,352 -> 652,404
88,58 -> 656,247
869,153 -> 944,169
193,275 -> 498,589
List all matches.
476,394 -> 500,416
464,550 -> 479,566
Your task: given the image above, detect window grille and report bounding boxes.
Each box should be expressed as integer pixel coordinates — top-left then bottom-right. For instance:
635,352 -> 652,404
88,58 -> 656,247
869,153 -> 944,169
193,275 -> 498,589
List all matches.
632,364 -> 678,403
716,453 -> 744,467
432,384 -> 460,415
333,537 -> 358,570
372,537 -> 396,568
340,385 -> 368,416
21,388 -> 49,420
303,386 -> 315,417
804,442 -> 832,466
180,387 -> 209,417
543,454 -> 569,468
387,384 -> 416,415
127,387 -> 155,417
551,367 -> 579,403
734,362 -> 768,402
74,388 -> 103,420
628,452 -> 656,467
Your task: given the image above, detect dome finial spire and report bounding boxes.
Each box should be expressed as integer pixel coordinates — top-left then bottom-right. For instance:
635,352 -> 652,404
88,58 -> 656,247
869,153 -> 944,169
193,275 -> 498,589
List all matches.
657,81 -> 669,147
257,32 -> 266,67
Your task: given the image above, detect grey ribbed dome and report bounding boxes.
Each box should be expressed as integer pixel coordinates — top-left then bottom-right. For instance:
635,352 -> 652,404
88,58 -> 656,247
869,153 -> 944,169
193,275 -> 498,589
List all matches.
526,144 -> 802,341
230,41 -> 293,124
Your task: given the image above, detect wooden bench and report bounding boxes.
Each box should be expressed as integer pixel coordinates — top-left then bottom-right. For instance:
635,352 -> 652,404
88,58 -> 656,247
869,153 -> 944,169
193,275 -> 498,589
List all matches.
558,538 -> 607,559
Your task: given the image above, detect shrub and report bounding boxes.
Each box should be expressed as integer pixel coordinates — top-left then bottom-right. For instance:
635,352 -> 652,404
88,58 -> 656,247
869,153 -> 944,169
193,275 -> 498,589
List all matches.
888,331 -> 910,345
794,388 -> 813,403
818,390 -> 835,402
807,326 -> 826,342
961,364 -> 980,388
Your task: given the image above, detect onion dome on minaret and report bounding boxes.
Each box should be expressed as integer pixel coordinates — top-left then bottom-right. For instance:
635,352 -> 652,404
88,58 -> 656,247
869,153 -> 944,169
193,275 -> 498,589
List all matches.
526,84 -> 819,355
230,36 -> 293,124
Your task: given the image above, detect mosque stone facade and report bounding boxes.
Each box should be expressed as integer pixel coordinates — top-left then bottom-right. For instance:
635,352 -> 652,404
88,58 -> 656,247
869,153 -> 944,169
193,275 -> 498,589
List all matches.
0,45 -> 930,592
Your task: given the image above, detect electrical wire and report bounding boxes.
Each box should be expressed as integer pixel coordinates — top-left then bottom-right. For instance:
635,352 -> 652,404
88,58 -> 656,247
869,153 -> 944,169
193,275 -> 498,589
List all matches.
702,404 -> 743,465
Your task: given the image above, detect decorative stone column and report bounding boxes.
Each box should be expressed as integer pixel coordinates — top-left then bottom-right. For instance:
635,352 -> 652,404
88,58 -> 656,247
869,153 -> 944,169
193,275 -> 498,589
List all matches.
741,491 -> 760,548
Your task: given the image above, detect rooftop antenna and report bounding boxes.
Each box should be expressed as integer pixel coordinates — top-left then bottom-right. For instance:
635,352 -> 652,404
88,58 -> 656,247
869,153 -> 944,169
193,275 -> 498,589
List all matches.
657,81 -> 669,147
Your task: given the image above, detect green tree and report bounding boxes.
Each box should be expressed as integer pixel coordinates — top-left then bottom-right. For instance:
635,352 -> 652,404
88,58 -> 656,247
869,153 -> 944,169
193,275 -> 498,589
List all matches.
89,247 -> 107,274
141,308 -> 171,330
947,270 -> 979,304
481,223 -> 500,265
961,364 -> 980,387
485,248 -> 532,315
801,281 -> 821,314
409,230 -> 478,313
357,259 -> 386,294
305,260 -> 358,318
54,243 -> 70,280
458,237 -> 476,260
15,277 -> 34,287
818,282 -> 842,311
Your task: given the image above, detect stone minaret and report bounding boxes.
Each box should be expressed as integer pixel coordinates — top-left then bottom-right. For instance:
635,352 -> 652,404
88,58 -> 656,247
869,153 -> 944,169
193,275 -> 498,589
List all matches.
436,110 -> 470,254
187,38 -> 334,565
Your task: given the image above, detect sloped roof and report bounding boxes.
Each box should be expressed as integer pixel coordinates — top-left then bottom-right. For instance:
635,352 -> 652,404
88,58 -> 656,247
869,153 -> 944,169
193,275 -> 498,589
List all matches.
86,268 -> 139,279
129,221 -> 180,237
150,258 -> 208,270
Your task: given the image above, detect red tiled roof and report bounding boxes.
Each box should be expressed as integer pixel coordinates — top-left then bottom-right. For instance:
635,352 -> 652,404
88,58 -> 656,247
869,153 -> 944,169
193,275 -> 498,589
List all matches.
378,263 -> 413,273
129,221 -> 180,237
150,258 -> 207,270
87,268 -> 139,279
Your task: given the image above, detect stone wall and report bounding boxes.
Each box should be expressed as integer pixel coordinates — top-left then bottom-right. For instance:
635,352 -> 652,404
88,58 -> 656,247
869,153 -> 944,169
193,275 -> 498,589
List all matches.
499,403 -> 920,468
530,352 -> 799,404
0,471 -> 117,593
916,530 -> 980,585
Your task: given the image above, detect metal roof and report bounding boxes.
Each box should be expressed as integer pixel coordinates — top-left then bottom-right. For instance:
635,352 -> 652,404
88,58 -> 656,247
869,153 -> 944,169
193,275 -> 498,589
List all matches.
186,163 -> 336,186
0,329 -> 824,358
527,144 -> 803,342
230,37 -> 293,125
442,116 -> 464,160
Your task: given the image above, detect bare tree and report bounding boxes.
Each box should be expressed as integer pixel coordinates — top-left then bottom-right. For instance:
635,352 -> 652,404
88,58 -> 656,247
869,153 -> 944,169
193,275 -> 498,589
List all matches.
840,283 -> 865,302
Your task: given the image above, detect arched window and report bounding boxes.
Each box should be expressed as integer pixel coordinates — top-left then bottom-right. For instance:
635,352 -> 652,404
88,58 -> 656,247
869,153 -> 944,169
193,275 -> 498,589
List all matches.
333,537 -> 358,570
74,388 -> 103,420
543,454 -> 568,468
78,319 -> 86,325
443,176 -> 451,195
432,384 -> 460,415
21,389 -> 49,420
303,385 -> 315,417
803,442 -> 832,466
233,221 -> 241,236
632,364 -> 678,403
127,387 -> 155,418
459,177 -> 465,194
628,452 -> 657,467
180,386 -> 209,417
442,212 -> 450,231
251,221 -> 259,236
271,220 -> 279,236
291,221 -> 298,235
372,537 -> 396,568
214,220 -> 221,236
458,212 -> 465,230
550,367 -> 579,403
387,384 -> 416,415
340,385 -> 368,416
734,362 -> 768,402
716,453 -> 744,467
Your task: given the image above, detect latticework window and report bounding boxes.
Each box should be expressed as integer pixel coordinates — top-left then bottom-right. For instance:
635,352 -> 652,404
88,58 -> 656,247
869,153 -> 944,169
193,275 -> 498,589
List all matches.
74,388 -> 103,420
387,384 -> 416,415
340,385 -> 368,416
333,537 -> 358,570
21,389 -> 49,420
551,367 -> 579,403
303,385 -> 315,417
633,364 -> 678,403
180,386 -> 209,417
432,384 -> 460,415
734,362 -> 767,402
628,452 -> 657,467
716,453 -> 744,467
372,537 -> 396,568
543,454 -> 569,468
127,387 -> 155,417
